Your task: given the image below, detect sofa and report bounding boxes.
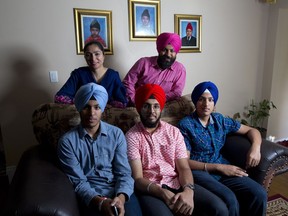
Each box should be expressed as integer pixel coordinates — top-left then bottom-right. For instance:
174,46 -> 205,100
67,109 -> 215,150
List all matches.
6,94 -> 288,216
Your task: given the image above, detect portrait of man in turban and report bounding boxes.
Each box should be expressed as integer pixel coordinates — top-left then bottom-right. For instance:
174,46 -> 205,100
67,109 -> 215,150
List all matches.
181,22 -> 197,47
84,18 -> 107,47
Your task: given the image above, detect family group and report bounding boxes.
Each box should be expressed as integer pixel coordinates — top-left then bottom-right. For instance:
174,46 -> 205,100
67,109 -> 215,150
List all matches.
55,32 -> 267,216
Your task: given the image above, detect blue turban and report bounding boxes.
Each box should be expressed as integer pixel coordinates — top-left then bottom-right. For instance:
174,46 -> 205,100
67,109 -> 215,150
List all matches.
74,83 -> 108,112
191,81 -> 219,105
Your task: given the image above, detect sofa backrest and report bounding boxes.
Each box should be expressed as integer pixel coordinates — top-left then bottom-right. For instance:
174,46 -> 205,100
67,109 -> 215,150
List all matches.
32,94 -> 194,149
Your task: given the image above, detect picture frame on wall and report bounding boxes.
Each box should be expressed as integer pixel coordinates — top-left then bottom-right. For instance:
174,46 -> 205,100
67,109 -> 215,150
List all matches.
74,8 -> 113,55
128,0 -> 160,41
174,14 -> 202,53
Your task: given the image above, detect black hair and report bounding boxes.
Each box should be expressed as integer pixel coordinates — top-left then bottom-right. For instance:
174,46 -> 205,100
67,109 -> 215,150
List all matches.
84,41 -> 105,54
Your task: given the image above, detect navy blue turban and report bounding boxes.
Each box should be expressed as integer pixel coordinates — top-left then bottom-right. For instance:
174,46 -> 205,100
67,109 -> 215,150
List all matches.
191,81 -> 219,105
74,83 -> 108,112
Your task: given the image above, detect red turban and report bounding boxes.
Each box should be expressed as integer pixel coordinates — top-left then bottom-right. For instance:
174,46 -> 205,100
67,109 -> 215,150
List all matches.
135,84 -> 166,112
156,32 -> 182,53
186,23 -> 193,31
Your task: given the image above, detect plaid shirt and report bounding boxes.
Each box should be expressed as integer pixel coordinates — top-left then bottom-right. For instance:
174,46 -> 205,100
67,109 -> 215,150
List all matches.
178,112 -> 241,165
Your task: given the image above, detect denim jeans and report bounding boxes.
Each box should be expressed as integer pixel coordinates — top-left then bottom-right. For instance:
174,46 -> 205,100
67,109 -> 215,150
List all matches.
192,170 -> 267,216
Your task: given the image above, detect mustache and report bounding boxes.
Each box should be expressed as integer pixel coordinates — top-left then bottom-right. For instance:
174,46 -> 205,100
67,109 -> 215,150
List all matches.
160,55 -> 171,60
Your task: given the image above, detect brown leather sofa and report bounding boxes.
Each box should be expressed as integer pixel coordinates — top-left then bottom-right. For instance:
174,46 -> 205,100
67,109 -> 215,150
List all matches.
5,95 -> 288,216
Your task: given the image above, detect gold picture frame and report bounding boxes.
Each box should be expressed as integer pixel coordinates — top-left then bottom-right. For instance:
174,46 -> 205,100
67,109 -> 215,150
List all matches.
74,8 -> 113,55
174,14 -> 202,53
128,0 -> 160,41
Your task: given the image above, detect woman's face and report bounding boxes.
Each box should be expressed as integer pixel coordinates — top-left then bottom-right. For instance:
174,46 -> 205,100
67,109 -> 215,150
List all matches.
84,44 -> 105,71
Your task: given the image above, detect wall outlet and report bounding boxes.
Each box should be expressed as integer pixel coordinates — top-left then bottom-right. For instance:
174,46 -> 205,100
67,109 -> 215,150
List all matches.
49,71 -> 58,83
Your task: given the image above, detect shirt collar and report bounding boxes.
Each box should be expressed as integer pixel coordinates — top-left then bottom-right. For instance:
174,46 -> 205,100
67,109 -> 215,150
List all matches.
192,112 -> 214,128
78,121 -> 108,139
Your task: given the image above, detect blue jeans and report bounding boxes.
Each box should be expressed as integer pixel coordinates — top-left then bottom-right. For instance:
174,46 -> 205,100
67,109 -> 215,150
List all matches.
136,184 -> 229,216
192,170 -> 267,216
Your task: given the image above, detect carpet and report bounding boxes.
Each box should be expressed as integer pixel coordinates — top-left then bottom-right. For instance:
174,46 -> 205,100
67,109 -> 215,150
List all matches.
266,194 -> 288,216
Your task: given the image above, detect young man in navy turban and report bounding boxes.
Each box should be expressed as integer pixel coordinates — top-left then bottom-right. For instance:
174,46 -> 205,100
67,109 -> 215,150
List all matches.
123,32 -> 186,106
58,83 -> 142,216
178,81 -> 267,216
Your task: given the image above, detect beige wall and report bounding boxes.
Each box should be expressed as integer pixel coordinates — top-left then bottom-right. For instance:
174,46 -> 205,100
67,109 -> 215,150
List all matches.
266,2 -> 288,141
0,0 -> 286,167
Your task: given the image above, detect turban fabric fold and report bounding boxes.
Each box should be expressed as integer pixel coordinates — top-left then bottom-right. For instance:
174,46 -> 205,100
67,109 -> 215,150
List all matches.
90,19 -> 100,30
135,84 -> 166,112
74,83 -> 108,112
156,32 -> 181,54
191,81 -> 219,105
186,23 -> 193,31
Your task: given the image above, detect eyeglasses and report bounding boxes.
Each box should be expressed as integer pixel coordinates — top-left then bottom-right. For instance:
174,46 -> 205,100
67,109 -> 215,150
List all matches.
142,103 -> 161,111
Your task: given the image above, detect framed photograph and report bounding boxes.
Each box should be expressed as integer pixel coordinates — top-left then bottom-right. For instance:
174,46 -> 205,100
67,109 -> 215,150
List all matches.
174,14 -> 202,53
74,8 -> 113,55
128,0 -> 160,41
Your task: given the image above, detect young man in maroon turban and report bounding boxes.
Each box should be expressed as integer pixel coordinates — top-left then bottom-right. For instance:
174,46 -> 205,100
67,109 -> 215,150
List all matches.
123,32 -> 186,106
181,23 -> 197,46
125,83 -> 228,216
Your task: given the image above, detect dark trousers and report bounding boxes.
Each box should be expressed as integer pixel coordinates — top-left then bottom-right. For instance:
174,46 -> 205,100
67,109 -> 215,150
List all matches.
136,184 -> 230,216
192,170 -> 267,216
82,193 -> 142,216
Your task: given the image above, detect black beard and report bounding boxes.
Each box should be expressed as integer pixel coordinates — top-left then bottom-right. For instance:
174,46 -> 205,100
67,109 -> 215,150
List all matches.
157,55 -> 176,69
140,113 -> 161,128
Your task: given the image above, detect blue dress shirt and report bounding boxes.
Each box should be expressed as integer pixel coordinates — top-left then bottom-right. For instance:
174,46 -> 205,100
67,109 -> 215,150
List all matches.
58,121 -> 134,206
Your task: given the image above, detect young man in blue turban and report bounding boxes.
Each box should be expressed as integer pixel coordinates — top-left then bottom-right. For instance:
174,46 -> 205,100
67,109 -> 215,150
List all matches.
178,81 -> 267,216
57,83 -> 142,216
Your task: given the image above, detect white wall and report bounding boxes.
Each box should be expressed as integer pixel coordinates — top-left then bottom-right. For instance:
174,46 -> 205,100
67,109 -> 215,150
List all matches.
266,1 -> 288,141
0,0 -> 284,167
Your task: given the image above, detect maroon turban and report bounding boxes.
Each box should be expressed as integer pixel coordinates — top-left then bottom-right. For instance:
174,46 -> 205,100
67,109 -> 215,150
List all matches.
186,23 -> 193,31
135,84 -> 166,112
156,32 -> 182,53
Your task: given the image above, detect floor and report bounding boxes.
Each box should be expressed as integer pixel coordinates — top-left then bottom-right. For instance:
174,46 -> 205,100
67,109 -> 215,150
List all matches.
268,172 -> 288,198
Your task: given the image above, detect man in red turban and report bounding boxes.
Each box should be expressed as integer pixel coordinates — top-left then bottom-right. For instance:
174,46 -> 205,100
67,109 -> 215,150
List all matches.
181,22 -> 197,46
123,32 -> 186,106
135,83 -> 166,113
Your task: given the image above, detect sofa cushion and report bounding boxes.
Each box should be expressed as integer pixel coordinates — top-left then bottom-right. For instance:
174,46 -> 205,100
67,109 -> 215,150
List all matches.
32,94 -> 194,149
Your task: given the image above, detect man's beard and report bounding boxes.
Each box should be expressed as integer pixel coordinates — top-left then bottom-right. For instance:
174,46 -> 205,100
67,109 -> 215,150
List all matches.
140,113 -> 161,128
157,55 -> 176,69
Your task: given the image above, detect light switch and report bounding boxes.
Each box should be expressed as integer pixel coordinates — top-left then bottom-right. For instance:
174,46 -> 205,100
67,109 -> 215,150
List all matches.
49,71 -> 58,83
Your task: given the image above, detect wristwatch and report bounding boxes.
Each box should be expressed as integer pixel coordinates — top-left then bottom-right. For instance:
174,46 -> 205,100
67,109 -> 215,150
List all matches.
183,183 -> 195,191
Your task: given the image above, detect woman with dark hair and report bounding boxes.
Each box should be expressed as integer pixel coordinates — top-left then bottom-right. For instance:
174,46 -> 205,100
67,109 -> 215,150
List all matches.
55,41 -> 127,107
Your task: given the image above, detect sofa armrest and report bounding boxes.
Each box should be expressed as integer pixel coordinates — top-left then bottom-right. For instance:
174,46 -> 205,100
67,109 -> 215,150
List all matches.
6,145 -> 80,216
222,135 -> 288,191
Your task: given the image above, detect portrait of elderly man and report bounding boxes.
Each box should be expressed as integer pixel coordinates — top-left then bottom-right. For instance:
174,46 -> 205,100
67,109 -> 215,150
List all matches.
181,22 -> 197,47
57,83 -> 142,216
123,32 -> 186,106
